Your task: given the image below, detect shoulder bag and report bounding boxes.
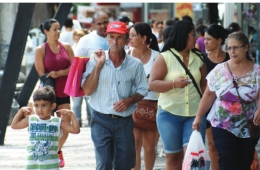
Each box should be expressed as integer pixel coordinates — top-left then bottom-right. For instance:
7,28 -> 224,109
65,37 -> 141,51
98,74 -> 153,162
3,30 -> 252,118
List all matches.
226,62 -> 260,139
169,49 -> 202,98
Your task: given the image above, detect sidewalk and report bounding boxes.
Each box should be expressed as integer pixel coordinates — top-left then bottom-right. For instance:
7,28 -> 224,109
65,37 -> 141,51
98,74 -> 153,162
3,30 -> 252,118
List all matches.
0,92 -> 166,170
0,125 -> 165,170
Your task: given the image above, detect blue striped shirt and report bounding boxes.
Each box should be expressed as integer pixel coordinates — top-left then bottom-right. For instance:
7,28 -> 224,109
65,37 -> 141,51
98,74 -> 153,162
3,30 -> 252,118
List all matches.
81,50 -> 148,117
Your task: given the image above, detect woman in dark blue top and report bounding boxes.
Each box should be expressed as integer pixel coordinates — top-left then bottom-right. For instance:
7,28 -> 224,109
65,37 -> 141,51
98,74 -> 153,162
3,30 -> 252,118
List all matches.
203,24 -> 229,170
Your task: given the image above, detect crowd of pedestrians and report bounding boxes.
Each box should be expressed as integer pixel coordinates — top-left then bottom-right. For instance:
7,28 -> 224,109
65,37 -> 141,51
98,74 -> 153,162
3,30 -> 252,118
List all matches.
9,10 -> 260,170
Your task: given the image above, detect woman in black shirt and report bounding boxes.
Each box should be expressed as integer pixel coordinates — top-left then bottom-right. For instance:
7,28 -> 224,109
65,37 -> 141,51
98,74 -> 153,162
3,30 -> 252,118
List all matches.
203,24 -> 229,170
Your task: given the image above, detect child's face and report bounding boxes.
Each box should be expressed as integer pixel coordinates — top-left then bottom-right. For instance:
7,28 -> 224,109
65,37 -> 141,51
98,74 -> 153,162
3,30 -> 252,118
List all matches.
33,100 -> 56,120
73,35 -> 81,43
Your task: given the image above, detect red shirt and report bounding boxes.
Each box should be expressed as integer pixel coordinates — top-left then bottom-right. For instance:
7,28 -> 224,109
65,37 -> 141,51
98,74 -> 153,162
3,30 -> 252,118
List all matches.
44,42 -> 70,97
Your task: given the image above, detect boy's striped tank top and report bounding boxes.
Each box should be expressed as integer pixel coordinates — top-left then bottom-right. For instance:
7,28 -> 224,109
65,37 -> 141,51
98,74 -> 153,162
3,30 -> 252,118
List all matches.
26,115 -> 62,170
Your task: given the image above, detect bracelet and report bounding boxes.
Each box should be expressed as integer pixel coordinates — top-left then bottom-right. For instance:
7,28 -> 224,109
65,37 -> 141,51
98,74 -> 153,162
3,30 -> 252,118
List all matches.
172,79 -> 175,89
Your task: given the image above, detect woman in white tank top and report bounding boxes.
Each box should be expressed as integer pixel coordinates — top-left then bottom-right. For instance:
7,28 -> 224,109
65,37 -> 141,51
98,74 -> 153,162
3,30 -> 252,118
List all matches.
127,22 -> 161,170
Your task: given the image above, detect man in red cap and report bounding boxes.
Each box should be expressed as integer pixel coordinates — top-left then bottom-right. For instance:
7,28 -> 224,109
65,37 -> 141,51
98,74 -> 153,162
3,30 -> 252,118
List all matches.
81,21 -> 148,169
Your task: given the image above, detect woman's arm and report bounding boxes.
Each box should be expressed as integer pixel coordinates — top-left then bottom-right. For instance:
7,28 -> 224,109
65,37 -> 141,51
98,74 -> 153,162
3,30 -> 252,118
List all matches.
149,54 -> 191,93
149,54 -> 172,93
34,45 -> 46,77
200,63 -> 207,94
192,86 -> 216,130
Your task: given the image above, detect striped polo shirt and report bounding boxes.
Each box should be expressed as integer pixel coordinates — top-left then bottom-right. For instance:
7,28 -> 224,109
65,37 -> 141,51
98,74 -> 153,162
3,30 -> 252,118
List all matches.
81,50 -> 148,117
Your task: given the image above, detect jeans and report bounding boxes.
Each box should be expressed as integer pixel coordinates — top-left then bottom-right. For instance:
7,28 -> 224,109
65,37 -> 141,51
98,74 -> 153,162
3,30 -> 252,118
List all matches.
212,127 -> 259,170
157,106 -> 206,153
72,97 -> 92,124
91,110 -> 135,170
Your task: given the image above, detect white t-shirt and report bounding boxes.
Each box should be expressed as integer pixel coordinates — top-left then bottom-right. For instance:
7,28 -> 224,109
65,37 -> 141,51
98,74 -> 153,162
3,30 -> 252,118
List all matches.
74,30 -> 109,57
61,19 -> 82,33
59,31 -> 74,46
129,49 -> 159,101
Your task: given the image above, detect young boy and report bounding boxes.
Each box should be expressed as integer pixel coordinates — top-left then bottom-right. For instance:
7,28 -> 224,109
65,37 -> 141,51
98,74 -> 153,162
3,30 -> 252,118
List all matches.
11,86 -> 80,170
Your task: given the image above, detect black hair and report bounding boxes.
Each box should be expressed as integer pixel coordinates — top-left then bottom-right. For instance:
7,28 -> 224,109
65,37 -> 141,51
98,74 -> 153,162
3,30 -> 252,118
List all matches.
227,22 -> 241,34
161,20 -> 194,52
162,26 -> 173,43
196,25 -> 207,36
205,24 -> 227,45
39,18 -> 59,34
64,18 -> 73,28
92,11 -> 109,24
172,17 -> 180,22
156,21 -> 163,27
129,22 -> 159,51
181,15 -> 193,23
118,15 -> 130,23
33,86 -> 56,104
150,19 -> 157,27
164,19 -> 175,26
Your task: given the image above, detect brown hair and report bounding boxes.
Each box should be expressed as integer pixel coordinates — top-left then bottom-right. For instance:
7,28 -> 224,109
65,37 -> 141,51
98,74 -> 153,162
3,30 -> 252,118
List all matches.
225,31 -> 254,62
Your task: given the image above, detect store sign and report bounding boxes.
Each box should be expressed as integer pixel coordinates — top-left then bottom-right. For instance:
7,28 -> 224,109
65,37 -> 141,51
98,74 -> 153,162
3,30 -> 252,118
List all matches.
77,5 -> 117,23
175,3 -> 193,19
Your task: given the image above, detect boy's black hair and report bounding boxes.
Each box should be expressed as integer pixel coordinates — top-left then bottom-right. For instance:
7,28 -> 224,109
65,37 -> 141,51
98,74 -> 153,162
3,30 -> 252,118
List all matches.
33,86 -> 56,104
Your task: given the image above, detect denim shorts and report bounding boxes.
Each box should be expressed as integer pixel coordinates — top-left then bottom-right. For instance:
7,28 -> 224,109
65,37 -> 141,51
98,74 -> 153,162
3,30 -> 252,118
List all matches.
157,106 -> 206,154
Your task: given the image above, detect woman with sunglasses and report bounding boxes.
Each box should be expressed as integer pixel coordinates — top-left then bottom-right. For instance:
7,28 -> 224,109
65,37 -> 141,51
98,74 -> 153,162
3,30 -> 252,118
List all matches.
193,31 -> 260,169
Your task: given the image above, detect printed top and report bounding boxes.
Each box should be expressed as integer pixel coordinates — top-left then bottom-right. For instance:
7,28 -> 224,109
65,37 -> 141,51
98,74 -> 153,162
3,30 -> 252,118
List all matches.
207,62 -> 260,138
26,115 -> 62,170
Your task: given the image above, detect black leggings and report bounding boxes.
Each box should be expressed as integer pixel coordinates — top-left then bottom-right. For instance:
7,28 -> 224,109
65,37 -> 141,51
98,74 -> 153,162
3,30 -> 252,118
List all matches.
212,127 -> 259,170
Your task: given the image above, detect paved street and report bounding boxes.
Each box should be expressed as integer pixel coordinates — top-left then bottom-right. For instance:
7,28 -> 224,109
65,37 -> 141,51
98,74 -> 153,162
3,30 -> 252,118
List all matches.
1,81 -> 260,170
0,123 -> 165,170
0,90 -> 165,170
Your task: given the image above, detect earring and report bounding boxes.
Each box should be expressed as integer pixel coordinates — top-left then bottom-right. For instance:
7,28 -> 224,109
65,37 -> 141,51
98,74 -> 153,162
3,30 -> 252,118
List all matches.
143,41 -> 145,44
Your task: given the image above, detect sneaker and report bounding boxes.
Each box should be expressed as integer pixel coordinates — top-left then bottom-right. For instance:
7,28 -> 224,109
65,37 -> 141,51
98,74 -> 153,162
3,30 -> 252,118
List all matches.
58,150 -> 65,168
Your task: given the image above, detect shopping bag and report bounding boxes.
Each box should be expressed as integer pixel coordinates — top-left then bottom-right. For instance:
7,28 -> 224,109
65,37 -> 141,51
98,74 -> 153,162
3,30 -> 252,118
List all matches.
64,56 -> 89,97
182,130 -> 211,170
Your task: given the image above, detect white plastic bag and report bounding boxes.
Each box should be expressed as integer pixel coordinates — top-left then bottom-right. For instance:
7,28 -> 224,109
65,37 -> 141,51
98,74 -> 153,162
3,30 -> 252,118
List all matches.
182,130 -> 211,170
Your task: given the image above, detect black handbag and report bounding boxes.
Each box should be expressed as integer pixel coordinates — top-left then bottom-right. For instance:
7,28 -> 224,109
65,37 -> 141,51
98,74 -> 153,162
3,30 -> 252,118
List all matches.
226,62 -> 260,139
39,73 -> 55,88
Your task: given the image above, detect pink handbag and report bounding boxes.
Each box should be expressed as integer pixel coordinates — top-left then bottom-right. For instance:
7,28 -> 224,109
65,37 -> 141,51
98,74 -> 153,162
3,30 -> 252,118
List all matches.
64,56 -> 89,97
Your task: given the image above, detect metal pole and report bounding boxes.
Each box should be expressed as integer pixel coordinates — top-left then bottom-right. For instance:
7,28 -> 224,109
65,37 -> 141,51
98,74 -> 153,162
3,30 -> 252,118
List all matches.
0,3 -> 35,145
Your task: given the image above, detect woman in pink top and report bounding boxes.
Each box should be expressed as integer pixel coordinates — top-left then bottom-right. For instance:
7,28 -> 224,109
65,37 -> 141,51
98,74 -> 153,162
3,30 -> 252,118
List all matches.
34,18 -> 74,168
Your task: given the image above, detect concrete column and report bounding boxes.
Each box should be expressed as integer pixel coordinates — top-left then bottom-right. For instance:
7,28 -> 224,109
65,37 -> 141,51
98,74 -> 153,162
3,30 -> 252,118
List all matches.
224,3 -> 235,28
143,3 -> 148,23
0,3 -> 17,70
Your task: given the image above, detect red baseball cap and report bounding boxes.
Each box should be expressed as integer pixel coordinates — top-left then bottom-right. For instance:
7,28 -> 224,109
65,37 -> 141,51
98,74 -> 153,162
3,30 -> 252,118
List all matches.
105,21 -> 128,34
